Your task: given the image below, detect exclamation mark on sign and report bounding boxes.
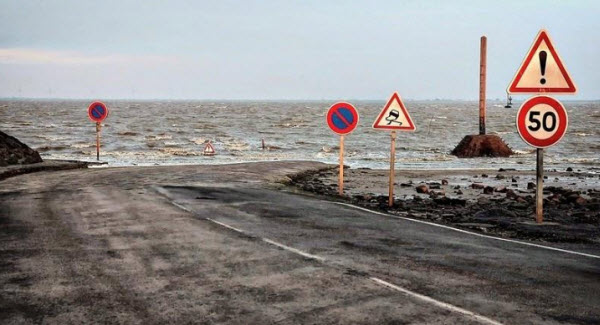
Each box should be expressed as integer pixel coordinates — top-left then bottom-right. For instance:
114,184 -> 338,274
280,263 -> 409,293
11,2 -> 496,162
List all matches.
539,50 -> 547,85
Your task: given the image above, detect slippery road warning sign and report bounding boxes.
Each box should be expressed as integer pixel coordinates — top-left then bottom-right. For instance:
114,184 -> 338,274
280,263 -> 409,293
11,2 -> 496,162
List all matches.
507,29 -> 576,94
373,93 -> 416,131
516,95 -> 568,148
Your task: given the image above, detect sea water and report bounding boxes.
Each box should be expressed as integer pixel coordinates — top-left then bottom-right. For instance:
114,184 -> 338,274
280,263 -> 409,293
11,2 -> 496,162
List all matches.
1,99 -> 599,171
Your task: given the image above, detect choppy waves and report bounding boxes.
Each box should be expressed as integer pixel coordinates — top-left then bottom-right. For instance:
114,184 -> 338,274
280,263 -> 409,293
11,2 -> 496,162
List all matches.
1,99 -> 599,170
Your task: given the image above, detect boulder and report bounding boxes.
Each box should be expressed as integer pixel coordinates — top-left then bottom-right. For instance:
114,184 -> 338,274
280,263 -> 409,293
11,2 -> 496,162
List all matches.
483,186 -> 494,195
0,130 -> 43,166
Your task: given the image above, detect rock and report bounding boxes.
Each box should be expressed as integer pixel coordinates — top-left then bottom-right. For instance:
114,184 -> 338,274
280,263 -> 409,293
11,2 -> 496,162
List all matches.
494,186 -> 508,193
441,179 -> 449,185
434,197 -> 466,206
400,182 -> 413,187
453,185 -> 460,189
429,184 -> 441,190
472,183 -> 485,189
575,197 -> 587,205
481,174 -> 489,178
506,189 -> 519,199
495,174 -> 505,179
0,130 -> 43,166
450,134 -> 514,158
483,186 -> 494,195
512,177 -> 518,183
566,167 -> 573,172
455,189 -> 463,195
415,184 -> 429,194
527,182 -> 536,190
429,189 -> 445,197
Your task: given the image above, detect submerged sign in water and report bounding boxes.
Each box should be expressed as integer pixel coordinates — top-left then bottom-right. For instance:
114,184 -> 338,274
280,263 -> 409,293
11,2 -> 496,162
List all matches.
87,101 -> 109,161
88,101 -> 109,123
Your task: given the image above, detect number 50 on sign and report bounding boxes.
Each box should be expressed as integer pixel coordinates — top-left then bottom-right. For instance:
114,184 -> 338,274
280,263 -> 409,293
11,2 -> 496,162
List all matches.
516,95 -> 568,148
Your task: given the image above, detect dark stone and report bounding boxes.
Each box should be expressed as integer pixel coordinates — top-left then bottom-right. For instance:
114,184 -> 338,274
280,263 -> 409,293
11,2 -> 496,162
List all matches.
495,174 -> 505,179
472,183 -> 485,189
434,197 -> 466,206
566,167 -> 573,172
441,179 -> 449,185
0,130 -> 43,166
527,182 -> 536,190
483,186 -> 494,195
415,184 -> 429,194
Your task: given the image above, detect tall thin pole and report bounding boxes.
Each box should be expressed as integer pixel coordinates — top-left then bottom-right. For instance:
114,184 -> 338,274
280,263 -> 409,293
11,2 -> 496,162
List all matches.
338,135 -> 344,196
479,36 -> 487,135
388,131 -> 396,207
96,122 -> 101,161
536,148 -> 544,223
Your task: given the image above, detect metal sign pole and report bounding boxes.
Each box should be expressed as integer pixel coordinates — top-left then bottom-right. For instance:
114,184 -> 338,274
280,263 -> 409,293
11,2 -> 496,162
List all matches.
96,122 -> 101,161
339,135 -> 344,196
388,131 -> 396,207
536,148 -> 544,223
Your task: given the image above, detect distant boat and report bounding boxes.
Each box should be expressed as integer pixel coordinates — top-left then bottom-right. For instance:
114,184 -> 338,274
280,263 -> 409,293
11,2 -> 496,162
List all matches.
504,95 -> 513,108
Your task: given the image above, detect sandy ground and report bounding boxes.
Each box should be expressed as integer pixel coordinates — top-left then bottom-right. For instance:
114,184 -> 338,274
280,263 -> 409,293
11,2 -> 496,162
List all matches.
1,161 -> 599,324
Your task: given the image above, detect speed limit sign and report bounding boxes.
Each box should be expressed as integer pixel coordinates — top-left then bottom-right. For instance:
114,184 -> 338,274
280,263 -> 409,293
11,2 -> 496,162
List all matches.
516,95 -> 568,148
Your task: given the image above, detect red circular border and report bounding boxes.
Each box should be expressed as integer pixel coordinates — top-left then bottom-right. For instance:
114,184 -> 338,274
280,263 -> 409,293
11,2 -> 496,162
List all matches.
326,102 -> 359,135
516,95 -> 568,148
88,101 -> 109,123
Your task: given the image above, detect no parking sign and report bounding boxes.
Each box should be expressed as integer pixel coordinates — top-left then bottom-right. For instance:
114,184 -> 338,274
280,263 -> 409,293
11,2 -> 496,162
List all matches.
326,102 -> 359,195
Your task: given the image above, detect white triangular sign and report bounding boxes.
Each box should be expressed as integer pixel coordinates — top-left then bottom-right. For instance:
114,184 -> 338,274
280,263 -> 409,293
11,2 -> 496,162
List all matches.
373,92 -> 416,131
203,142 -> 215,156
508,29 -> 576,94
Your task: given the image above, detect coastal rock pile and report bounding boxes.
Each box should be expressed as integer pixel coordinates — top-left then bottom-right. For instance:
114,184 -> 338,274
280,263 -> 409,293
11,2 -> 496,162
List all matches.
451,134 -> 513,158
0,130 -> 43,166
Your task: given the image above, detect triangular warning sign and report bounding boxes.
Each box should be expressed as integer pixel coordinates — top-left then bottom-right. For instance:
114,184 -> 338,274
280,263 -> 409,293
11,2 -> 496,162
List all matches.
508,29 -> 576,94
373,92 -> 416,131
203,142 -> 215,156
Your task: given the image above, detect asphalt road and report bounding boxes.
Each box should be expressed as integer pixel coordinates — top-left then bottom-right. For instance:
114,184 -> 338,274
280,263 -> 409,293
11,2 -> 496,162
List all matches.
1,162 -> 599,324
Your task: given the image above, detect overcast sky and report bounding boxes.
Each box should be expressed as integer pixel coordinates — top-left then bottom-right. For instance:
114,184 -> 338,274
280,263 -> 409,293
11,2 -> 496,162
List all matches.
1,0 -> 598,100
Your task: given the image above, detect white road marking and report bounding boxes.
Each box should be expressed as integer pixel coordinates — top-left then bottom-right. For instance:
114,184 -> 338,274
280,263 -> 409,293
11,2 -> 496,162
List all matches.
334,202 -> 600,260
370,277 -> 504,325
262,238 -> 325,262
153,188 -> 507,324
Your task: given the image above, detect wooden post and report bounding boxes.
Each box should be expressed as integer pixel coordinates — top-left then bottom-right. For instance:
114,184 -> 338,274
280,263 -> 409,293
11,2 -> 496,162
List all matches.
96,122 -> 101,161
261,138 -> 265,150
536,148 -> 544,223
388,131 -> 396,207
339,135 -> 344,196
479,36 -> 487,135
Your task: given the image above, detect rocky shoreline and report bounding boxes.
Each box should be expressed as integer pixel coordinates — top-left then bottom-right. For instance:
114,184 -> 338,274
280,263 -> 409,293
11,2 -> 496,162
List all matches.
289,167 -> 600,244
